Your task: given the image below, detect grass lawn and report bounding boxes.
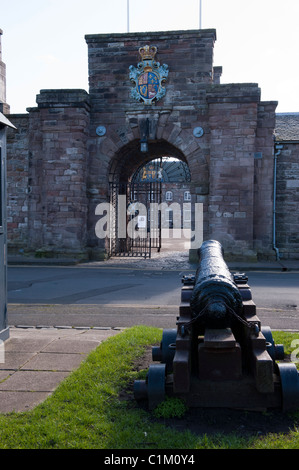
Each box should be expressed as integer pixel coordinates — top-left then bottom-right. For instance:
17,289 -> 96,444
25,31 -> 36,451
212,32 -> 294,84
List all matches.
0,326 -> 298,449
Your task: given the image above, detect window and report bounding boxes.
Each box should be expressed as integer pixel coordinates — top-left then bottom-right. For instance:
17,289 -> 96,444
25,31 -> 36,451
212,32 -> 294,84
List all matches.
184,191 -> 191,201
165,208 -> 173,228
183,205 -> 191,229
183,206 -> 191,222
148,191 -> 155,201
165,191 -> 173,201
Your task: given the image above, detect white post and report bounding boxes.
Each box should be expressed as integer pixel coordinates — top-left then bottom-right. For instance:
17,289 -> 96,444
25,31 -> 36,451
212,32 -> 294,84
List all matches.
127,0 -> 130,32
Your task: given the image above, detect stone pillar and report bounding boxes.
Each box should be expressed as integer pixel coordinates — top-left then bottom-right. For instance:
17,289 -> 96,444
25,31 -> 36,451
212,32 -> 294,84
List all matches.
253,101 -> 277,259
207,84 -> 261,259
27,89 -> 90,259
276,139 -> 299,260
0,112 -> 16,341
6,115 -> 30,253
213,66 -> 222,84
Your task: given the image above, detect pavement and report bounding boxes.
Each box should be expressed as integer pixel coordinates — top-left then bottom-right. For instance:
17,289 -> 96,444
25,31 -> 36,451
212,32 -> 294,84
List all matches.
0,325 -> 121,413
3,249 -> 299,415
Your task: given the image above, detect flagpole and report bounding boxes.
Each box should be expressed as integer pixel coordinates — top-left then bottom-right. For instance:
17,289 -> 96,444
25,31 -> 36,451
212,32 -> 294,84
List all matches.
199,0 -> 202,29
127,0 -> 130,32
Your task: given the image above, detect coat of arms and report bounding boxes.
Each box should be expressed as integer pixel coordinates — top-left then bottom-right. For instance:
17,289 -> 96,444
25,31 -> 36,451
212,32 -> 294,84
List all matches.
129,45 -> 169,105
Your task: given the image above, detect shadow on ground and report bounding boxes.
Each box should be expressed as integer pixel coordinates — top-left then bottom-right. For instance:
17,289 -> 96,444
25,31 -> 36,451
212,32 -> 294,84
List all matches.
122,346 -> 299,439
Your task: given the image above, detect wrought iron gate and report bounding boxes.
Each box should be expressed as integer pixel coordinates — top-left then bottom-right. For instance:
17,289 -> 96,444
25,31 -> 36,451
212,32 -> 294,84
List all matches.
109,181 -> 162,258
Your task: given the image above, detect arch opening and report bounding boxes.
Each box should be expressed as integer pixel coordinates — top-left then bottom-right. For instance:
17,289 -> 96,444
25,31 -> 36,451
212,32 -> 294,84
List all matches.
109,139 -> 189,184
108,140 -> 193,258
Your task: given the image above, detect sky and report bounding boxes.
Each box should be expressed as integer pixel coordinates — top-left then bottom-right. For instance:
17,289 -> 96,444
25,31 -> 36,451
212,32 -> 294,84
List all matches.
1,0 -> 299,114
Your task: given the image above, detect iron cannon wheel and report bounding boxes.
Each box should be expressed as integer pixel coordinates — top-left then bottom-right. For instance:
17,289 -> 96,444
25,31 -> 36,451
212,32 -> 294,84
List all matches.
277,362 -> 299,411
160,328 -> 177,371
261,326 -> 284,361
147,363 -> 166,410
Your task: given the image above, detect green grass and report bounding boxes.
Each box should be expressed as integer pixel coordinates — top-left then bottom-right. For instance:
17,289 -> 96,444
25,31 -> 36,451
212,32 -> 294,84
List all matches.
0,326 -> 298,449
273,330 -> 299,356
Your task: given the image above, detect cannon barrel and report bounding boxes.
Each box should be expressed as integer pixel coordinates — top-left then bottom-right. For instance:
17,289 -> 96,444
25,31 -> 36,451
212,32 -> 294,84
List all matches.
190,240 -> 243,328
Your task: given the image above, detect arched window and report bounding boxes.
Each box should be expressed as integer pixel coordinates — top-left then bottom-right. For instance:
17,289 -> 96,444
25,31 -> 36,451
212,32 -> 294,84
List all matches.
165,191 -> 173,201
132,157 -> 191,184
184,191 -> 191,201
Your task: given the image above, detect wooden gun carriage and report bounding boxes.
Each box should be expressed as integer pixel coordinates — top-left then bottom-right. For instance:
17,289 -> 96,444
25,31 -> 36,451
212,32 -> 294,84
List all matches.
134,240 -> 299,412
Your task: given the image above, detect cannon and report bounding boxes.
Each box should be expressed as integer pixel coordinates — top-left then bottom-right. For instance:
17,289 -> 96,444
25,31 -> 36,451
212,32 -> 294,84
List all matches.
134,240 -> 299,411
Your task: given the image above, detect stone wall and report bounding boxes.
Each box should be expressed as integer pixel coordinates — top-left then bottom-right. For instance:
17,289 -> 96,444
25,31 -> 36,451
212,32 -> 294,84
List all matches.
6,115 -> 29,251
7,89 -> 90,258
276,142 -> 299,259
254,101 -> 278,257
207,85 -> 260,257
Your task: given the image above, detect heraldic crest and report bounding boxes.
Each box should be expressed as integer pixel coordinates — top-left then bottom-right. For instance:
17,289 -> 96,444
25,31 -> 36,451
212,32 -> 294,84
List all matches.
129,45 -> 169,105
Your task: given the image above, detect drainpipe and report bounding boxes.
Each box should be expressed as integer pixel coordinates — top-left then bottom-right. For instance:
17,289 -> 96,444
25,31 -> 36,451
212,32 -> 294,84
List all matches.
273,142 -> 283,260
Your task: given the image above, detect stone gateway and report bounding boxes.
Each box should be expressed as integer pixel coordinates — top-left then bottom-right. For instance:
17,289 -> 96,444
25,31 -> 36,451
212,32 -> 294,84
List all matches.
2,29 -> 299,261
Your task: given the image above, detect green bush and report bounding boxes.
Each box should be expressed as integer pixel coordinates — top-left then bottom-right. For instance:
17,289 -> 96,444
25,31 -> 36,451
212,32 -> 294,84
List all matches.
154,397 -> 188,419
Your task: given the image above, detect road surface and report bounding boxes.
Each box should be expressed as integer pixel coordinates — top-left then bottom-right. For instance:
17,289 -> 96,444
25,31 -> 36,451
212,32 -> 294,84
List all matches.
7,263 -> 299,331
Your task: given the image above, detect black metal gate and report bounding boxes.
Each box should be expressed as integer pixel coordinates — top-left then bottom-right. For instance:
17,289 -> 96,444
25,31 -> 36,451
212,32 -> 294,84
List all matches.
109,181 -> 162,258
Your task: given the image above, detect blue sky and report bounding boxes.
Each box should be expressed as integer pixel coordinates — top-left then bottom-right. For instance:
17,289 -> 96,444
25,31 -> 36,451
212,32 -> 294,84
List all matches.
1,0 -> 299,113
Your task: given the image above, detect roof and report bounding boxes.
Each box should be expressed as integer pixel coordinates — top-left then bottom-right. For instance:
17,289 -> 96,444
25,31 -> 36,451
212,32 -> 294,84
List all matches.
0,112 -> 16,129
275,113 -> 299,141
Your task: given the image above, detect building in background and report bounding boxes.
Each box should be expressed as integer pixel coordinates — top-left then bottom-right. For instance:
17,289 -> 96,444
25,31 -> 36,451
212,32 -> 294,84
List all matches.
2,28 -> 299,261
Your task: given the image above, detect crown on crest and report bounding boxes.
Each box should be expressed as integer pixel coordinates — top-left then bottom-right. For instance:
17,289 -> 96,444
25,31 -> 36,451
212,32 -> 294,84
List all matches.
139,45 -> 157,61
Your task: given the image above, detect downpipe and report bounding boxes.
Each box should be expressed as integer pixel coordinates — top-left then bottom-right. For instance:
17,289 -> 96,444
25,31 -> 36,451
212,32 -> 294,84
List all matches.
273,142 -> 283,260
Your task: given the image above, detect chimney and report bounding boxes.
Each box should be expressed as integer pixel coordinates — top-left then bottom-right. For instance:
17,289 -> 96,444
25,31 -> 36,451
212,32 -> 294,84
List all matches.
0,29 -> 9,114
0,29 -> 3,61
213,66 -> 222,85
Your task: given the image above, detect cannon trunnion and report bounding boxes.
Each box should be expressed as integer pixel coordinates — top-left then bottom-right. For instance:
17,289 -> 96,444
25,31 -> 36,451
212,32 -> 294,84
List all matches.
134,240 -> 299,412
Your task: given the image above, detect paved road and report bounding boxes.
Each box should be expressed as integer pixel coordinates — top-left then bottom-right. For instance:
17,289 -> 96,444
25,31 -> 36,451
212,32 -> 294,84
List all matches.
7,263 -> 299,331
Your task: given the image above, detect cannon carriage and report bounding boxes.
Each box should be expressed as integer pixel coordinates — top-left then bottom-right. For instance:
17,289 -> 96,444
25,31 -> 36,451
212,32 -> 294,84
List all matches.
134,240 -> 299,411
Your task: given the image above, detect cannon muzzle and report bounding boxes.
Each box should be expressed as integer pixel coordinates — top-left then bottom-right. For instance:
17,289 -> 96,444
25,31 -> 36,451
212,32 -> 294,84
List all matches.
190,240 -> 243,328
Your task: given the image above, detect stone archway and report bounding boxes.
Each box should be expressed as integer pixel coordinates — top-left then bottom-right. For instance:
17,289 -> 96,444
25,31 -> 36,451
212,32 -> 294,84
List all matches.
100,138 -> 204,259
109,138 -> 189,184
88,124 -> 209,260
